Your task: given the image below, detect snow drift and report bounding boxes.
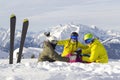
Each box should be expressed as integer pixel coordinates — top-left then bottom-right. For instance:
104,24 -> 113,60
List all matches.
0,59 -> 120,80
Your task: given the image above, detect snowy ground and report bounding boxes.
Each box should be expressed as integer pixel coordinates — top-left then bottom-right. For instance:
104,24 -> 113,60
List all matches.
0,59 -> 120,80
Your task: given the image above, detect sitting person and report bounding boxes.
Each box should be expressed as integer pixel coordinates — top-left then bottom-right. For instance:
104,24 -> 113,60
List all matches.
80,33 -> 108,63
56,32 -> 88,62
38,32 -> 69,62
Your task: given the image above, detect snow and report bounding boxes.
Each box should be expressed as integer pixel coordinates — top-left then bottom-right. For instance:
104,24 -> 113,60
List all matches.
0,50 -> 8,59
0,19 -> 120,80
13,47 -> 42,59
109,39 -> 120,43
0,0 -> 120,79
1,46 -> 120,80
1,47 -> 120,80
0,59 -> 120,80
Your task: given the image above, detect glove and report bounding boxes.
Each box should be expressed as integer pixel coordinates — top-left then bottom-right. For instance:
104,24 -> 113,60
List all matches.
75,49 -> 82,54
75,49 -> 82,57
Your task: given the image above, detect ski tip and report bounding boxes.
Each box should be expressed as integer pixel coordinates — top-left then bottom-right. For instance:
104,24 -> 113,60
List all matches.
10,14 -> 16,18
23,19 -> 28,22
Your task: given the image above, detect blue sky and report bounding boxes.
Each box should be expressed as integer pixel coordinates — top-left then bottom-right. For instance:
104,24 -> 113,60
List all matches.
0,0 -> 120,32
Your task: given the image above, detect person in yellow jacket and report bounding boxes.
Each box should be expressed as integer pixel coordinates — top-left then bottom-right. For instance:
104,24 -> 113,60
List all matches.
81,33 -> 108,63
57,32 -> 88,57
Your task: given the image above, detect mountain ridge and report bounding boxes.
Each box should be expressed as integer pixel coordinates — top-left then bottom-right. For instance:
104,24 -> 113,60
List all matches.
0,24 -> 120,59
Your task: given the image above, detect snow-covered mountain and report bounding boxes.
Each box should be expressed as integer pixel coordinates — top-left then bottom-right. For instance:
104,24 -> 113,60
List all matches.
0,24 -> 120,59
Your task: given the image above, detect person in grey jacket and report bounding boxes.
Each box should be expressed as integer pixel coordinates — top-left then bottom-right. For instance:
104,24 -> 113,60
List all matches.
38,32 -> 69,62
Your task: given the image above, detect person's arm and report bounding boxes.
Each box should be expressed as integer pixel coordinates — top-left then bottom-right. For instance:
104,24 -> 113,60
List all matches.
78,42 -> 88,49
82,47 -> 91,54
57,39 -> 69,46
82,45 -> 99,62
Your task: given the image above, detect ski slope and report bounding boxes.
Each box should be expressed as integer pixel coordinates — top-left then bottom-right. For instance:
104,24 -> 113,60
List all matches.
0,59 -> 120,80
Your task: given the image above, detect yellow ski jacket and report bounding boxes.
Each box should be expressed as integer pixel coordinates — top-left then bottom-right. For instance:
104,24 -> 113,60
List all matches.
82,38 -> 108,63
57,39 -> 88,57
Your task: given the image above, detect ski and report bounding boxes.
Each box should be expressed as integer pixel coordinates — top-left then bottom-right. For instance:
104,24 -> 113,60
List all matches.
17,19 -> 29,63
9,14 -> 16,64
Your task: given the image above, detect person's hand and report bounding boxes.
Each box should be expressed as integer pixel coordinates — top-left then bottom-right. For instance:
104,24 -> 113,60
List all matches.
75,49 -> 82,57
75,49 -> 82,54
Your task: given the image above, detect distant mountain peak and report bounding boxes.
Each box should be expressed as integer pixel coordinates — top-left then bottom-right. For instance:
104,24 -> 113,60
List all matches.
0,23 -> 120,59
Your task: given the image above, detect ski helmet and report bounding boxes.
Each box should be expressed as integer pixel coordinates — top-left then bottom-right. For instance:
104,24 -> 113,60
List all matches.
71,32 -> 78,37
84,33 -> 93,40
70,32 -> 78,40
84,33 -> 94,44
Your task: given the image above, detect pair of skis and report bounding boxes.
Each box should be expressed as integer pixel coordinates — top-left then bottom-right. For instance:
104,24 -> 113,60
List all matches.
9,14 -> 29,64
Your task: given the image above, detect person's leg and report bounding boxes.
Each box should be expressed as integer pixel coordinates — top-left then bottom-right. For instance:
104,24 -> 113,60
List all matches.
38,41 -> 55,62
44,41 -> 69,62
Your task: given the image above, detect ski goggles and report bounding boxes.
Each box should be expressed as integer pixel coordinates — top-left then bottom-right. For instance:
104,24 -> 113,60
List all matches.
85,38 -> 93,44
71,36 -> 78,41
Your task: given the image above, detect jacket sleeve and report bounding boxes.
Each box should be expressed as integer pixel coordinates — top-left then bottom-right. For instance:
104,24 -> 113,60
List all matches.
82,45 -> 99,62
82,47 -> 91,54
57,39 -> 69,46
78,42 -> 88,49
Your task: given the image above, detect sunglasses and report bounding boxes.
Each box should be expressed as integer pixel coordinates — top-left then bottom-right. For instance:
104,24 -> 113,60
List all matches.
71,36 -> 78,38
71,36 -> 78,41
85,38 -> 93,44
